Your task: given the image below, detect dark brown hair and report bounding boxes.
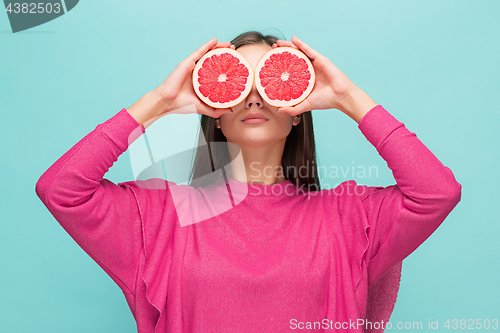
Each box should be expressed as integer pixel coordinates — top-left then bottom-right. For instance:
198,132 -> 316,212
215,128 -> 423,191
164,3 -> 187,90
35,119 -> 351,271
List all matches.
188,30 -> 321,192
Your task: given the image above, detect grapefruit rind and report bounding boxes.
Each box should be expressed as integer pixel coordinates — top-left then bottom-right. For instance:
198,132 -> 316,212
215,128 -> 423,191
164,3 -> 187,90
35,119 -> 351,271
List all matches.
192,48 -> 254,109
255,46 -> 315,108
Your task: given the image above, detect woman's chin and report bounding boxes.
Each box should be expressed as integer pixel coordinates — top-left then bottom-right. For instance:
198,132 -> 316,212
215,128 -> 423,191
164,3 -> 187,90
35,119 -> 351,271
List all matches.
228,137 -> 281,149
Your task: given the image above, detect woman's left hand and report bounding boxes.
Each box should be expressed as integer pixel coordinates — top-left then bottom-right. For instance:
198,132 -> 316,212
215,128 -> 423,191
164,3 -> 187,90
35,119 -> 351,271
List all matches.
272,36 -> 360,116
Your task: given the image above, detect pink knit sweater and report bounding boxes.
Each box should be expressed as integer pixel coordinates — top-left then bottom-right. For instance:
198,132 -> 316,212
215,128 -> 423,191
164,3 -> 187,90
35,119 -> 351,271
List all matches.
35,105 -> 461,332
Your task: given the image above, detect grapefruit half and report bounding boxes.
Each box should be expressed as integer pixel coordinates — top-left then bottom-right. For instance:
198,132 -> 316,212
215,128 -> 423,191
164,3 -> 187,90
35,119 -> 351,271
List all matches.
255,47 -> 315,107
193,48 -> 254,108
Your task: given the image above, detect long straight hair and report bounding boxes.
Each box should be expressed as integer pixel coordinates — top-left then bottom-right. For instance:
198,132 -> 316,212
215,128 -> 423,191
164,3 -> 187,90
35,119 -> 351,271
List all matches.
188,30 -> 321,192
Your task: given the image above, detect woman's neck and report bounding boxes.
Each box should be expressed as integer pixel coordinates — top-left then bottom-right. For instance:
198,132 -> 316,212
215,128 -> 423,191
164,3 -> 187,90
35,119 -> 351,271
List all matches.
226,140 -> 287,185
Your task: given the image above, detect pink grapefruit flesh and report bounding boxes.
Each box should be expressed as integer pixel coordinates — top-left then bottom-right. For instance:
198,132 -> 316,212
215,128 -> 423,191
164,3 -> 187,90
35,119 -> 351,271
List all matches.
255,47 -> 315,107
193,48 -> 254,108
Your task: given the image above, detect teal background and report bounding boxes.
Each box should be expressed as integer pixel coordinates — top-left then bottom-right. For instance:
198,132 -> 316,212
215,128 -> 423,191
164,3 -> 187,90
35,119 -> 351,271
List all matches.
1,0 -> 498,331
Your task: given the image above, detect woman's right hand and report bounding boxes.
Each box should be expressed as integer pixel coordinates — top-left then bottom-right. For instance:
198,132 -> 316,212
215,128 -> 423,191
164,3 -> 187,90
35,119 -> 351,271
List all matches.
155,37 -> 235,116
128,37 -> 235,128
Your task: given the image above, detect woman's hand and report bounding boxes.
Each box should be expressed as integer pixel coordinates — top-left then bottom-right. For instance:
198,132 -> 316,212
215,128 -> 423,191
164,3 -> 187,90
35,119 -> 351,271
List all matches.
153,37 -> 235,118
272,36 -> 377,122
128,38 -> 236,128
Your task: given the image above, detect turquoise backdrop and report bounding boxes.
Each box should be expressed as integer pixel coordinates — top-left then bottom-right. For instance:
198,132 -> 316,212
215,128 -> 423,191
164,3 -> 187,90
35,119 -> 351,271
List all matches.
1,0 -> 498,331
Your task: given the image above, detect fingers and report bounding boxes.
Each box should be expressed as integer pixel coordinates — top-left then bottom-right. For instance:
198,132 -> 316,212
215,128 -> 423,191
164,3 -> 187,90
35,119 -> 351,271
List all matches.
290,36 -> 321,60
273,37 -> 321,61
276,39 -> 299,50
192,38 -> 235,68
276,99 -> 314,116
188,37 -> 218,64
211,108 -> 232,118
210,41 -> 232,51
198,104 -> 233,118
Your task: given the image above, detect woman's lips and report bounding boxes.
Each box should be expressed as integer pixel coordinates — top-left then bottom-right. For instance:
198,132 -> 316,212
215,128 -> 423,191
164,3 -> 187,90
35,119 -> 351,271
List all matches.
241,118 -> 269,125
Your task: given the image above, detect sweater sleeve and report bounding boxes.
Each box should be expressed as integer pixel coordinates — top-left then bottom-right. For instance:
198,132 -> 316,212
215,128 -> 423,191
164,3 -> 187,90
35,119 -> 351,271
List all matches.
35,108 -> 147,295
356,105 -> 462,287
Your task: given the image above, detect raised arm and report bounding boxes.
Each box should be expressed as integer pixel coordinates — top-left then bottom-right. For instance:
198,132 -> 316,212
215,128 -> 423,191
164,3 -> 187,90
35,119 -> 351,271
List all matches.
35,106 -> 148,294
35,37 -> 237,295
328,92 -> 462,332
354,99 -> 462,286
272,36 -> 461,285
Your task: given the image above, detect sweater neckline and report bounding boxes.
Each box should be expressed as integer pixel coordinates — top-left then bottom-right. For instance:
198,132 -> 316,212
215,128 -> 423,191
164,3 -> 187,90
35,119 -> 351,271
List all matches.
220,175 -> 296,197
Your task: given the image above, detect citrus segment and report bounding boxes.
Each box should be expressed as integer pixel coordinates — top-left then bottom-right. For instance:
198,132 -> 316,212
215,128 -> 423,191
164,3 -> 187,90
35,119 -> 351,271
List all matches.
193,48 -> 254,108
255,47 -> 315,107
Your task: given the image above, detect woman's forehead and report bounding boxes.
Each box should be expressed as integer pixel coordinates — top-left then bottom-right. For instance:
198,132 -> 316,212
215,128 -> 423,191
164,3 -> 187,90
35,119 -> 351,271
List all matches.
236,44 -> 273,69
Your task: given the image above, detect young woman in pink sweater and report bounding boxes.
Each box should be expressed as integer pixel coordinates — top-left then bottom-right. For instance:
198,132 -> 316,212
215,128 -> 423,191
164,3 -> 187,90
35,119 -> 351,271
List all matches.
36,31 -> 462,332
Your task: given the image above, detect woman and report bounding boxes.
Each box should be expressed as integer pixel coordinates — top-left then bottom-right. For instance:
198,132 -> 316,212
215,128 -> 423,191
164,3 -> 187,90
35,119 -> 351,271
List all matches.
36,31 -> 462,332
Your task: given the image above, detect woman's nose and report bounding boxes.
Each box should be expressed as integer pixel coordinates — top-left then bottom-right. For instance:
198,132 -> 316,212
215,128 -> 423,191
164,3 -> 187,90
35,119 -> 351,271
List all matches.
245,84 -> 264,109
